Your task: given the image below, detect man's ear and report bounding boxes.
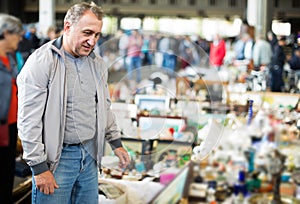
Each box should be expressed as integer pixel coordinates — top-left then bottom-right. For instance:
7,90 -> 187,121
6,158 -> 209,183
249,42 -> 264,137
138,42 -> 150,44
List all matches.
64,22 -> 72,34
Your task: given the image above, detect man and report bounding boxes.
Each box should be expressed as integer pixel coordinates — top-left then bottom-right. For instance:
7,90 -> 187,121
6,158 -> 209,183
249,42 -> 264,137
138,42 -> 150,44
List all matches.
0,13 -> 23,204
270,36 -> 286,92
17,2 -> 130,203
252,34 -> 273,70
288,47 -> 300,71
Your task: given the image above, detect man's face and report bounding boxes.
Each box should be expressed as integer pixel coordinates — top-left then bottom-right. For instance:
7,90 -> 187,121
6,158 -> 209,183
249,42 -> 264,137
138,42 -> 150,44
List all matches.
63,10 -> 102,57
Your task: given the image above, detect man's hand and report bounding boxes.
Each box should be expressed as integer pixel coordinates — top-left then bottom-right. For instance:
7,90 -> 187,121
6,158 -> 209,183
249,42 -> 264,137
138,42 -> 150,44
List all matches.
113,147 -> 130,169
34,170 -> 59,194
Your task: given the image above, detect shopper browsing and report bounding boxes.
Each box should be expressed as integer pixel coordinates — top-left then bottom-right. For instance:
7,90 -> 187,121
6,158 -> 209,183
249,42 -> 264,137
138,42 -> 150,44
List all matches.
0,13 -> 23,204
17,2 -> 130,203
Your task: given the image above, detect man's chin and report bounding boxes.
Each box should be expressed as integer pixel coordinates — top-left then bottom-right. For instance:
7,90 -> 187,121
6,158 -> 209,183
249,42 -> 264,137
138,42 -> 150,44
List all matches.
79,51 -> 91,57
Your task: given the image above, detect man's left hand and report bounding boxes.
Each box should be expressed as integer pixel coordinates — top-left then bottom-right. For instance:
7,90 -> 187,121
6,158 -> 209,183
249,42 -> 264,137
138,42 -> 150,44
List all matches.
113,147 -> 130,169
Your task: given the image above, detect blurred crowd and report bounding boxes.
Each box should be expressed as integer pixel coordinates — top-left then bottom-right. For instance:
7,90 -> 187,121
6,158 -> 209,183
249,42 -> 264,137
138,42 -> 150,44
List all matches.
12,23 -> 300,93
2,21 -> 300,93
92,26 -> 300,93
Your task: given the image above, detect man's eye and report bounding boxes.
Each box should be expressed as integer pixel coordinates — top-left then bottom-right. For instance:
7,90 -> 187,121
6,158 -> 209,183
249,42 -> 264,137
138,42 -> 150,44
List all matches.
83,31 -> 92,35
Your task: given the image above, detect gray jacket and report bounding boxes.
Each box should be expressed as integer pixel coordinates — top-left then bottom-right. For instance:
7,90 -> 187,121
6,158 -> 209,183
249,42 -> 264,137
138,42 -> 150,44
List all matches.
252,39 -> 273,67
17,37 -> 122,175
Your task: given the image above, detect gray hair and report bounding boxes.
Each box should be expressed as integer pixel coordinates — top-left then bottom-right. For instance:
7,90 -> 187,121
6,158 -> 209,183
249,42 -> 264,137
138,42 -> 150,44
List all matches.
64,2 -> 103,25
0,14 -> 22,40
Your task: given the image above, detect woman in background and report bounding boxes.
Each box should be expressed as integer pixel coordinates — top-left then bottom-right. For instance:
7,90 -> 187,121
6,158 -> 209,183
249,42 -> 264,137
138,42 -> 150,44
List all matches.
0,13 -> 23,204
209,33 -> 226,71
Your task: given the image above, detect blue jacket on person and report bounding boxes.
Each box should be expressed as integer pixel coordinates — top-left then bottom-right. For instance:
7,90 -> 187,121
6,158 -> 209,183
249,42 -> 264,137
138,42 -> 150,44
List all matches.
0,54 -> 18,123
288,52 -> 300,70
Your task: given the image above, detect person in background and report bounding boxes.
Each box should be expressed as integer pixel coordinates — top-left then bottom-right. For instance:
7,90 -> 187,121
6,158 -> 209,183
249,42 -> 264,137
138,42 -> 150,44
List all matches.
243,33 -> 254,61
39,25 -> 57,46
147,34 -> 158,66
287,47 -> 300,90
267,31 -> 278,53
18,29 -> 32,63
270,36 -> 286,92
159,34 -> 178,71
233,33 -> 253,61
195,35 -> 210,66
0,13 -> 23,204
118,29 -> 129,70
17,2 -> 130,204
252,34 -> 273,71
141,33 -> 150,65
209,33 -> 226,71
24,24 -> 40,52
158,34 -> 170,68
126,29 -> 143,82
288,47 -> 300,71
234,35 -> 246,60
179,35 -> 199,69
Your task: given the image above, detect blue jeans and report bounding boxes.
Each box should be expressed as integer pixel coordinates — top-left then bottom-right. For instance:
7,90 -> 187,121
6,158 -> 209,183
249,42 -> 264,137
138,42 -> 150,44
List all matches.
127,56 -> 142,82
162,53 -> 176,71
270,65 -> 283,92
31,145 -> 98,204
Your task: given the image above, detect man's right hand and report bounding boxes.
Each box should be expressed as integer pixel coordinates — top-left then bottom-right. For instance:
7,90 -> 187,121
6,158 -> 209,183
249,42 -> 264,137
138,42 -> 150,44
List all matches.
34,170 -> 59,194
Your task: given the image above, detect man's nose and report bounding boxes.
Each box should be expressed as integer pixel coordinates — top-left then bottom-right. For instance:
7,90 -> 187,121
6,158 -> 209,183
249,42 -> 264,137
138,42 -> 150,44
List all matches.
87,36 -> 97,46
